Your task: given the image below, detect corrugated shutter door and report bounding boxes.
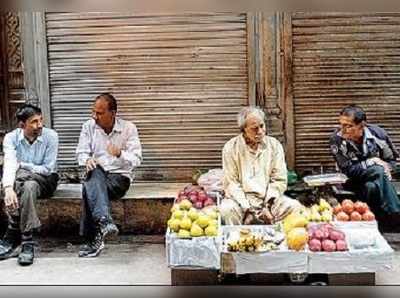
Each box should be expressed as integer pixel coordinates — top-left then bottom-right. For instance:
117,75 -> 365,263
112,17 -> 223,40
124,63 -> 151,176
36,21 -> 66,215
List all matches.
292,13 -> 400,173
45,13 -> 248,181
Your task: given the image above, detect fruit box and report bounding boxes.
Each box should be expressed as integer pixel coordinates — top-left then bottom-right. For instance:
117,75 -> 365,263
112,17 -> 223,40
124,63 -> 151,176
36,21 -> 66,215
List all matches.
165,223 -> 223,270
221,225 -> 308,274
166,192 -> 223,269
303,173 -> 348,187
333,219 -> 378,230
307,225 -> 393,274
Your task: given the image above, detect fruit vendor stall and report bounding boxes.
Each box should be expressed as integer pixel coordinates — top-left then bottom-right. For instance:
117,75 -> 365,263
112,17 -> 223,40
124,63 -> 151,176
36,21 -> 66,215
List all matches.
165,171 -> 394,285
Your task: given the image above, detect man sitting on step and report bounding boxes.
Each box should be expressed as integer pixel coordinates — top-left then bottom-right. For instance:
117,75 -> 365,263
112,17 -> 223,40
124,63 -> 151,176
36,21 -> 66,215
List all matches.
0,104 -> 59,266
330,105 -> 400,223
220,107 -> 301,225
76,93 -> 142,258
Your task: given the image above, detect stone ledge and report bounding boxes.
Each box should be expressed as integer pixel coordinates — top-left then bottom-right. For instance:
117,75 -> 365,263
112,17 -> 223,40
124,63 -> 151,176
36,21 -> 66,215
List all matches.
1,182 -> 188,236
53,182 -> 187,200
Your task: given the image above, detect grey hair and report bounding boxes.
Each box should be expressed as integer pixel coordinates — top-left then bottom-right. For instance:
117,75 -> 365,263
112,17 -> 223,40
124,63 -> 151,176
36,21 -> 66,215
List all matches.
237,106 -> 266,132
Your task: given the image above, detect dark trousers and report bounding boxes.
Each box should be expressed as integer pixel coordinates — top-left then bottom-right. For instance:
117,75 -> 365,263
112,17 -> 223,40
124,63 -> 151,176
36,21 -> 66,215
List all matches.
345,165 -> 400,215
79,167 -> 130,239
6,169 -> 59,234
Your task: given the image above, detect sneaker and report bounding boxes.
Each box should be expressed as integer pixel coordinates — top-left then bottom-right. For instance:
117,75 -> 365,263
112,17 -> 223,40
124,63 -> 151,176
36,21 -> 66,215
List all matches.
79,232 -> 104,258
78,243 -> 92,258
99,220 -> 119,241
18,242 -> 34,266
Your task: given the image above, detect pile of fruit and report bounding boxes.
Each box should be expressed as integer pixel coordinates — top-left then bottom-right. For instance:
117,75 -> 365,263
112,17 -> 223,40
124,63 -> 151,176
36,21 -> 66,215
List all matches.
167,198 -> 219,238
283,211 -> 309,251
333,199 -> 375,222
176,184 -> 216,209
302,198 -> 333,222
307,223 -> 348,252
226,227 -> 284,252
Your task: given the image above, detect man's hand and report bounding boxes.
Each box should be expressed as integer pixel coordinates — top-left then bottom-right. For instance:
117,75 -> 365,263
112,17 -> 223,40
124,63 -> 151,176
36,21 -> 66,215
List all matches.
273,204 -> 292,223
86,158 -> 97,172
107,144 -> 121,158
257,207 -> 274,224
371,157 -> 392,180
4,187 -> 18,212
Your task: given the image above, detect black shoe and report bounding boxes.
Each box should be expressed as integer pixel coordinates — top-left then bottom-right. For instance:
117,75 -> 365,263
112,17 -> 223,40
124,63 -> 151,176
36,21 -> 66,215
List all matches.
18,242 -> 34,266
78,232 -> 104,258
0,226 -> 21,261
99,220 -> 119,241
0,239 -> 20,260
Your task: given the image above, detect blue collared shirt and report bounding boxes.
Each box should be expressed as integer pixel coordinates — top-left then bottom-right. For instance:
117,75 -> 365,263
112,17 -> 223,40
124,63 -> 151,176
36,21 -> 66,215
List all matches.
2,127 -> 59,187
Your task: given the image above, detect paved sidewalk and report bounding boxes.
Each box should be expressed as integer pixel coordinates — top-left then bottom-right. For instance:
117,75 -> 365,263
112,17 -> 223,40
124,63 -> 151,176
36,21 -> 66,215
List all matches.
0,235 -> 399,285
0,236 -> 170,285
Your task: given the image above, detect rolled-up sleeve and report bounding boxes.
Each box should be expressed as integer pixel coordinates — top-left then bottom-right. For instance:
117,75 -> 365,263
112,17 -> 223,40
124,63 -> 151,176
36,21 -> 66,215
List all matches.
118,124 -> 142,168
265,141 -> 288,202
222,144 -> 250,210
76,122 -> 92,166
2,133 -> 19,188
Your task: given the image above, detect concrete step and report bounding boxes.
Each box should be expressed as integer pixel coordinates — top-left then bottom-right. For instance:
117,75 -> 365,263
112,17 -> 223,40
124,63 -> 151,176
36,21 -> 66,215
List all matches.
0,182 -> 187,236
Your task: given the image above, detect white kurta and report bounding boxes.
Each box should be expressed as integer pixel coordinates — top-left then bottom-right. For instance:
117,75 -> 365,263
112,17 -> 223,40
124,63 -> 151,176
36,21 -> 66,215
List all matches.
221,134 -> 300,224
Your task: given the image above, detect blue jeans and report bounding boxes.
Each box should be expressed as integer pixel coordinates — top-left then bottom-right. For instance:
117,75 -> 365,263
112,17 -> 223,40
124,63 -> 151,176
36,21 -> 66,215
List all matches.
79,167 -> 130,239
345,165 -> 400,214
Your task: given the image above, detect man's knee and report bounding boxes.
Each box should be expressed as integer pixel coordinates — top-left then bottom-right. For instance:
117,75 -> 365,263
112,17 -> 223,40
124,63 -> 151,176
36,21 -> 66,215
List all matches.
367,165 -> 386,178
22,180 -> 40,194
219,199 -> 237,217
220,199 -> 243,224
365,181 -> 378,194
85,167 -> 107,185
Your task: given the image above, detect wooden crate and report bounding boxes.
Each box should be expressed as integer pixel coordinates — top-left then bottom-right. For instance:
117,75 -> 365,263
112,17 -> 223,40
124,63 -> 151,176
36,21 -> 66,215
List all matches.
171,268 -> 219,286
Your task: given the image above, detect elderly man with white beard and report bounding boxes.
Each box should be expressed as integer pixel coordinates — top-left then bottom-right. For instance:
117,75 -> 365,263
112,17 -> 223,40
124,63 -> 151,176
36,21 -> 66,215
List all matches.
220,107 -> 301,225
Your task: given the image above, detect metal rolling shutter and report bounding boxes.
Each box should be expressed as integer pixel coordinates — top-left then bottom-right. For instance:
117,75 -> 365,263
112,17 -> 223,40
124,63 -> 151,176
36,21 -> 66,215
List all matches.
45,13 -> 248,181
292,13 -> 400,173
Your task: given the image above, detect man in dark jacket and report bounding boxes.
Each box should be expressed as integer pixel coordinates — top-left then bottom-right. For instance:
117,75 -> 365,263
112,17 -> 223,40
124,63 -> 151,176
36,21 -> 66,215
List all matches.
330,105 -> 400,217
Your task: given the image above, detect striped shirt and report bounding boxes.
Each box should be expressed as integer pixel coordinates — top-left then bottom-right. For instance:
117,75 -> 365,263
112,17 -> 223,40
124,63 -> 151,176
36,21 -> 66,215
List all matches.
76,118 -> 142,180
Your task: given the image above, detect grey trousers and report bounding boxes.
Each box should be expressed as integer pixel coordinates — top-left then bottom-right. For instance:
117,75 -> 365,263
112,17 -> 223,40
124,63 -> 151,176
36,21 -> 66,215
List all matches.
79,167 -> 130,239
6,169 -> 59,234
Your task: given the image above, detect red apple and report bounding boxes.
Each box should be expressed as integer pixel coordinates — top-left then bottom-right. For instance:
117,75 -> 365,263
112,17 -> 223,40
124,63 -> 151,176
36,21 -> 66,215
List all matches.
194,201 -> 203,209
188,194 -> 198,203
203,198 -> 215,207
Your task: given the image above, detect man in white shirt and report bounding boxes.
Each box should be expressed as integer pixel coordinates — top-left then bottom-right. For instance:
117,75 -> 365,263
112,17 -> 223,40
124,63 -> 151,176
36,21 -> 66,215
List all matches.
220,107 -> 300,225
76,93 -> 142,258
0,104 -> 59,266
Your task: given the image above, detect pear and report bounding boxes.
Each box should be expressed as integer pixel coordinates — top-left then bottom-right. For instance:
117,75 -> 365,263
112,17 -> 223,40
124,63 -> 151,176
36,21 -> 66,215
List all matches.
205,225 -> 218,237
190,224 -> 204,237
321,210 -> 333,222
208,219 -> 218,227
169,219 -> 181,233
188,208 -> 199,222
178,229 -> 191,238
179,216 -> 192,230
179,199 -> 192,211
196,215 -> 210,229
208,211 -> 218,220
170,204 -> 179,213
172,209 -> 184,220
319,199 -> 331,212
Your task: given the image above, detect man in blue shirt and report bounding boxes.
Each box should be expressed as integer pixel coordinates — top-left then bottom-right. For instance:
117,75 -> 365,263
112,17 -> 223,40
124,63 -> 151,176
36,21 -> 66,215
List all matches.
0,104 -> 59,266
330,105 -> 400,219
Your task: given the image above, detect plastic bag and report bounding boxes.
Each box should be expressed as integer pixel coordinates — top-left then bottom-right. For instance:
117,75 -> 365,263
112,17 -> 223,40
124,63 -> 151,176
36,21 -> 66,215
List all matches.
197,168 -> 223,194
